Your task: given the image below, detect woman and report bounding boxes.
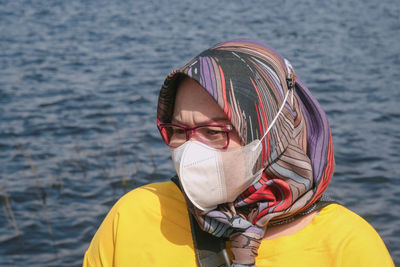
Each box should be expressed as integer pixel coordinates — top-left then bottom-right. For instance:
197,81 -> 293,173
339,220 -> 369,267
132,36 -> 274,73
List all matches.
83,39 -> 394,266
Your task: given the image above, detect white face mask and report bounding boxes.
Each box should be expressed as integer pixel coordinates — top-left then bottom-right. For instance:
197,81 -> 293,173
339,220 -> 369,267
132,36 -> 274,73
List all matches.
170,89 -> 291,211
171,140 -> 263,211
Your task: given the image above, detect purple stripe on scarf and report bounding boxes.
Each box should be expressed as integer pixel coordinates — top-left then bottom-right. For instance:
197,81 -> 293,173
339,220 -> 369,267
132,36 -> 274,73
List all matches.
199,57 -> 218,99
295,78 -> 329,181
256,60 -> 284,100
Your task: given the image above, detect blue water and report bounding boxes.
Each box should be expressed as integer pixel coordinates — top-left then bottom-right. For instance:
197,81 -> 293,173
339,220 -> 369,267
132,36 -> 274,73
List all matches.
0,0 -> 399,266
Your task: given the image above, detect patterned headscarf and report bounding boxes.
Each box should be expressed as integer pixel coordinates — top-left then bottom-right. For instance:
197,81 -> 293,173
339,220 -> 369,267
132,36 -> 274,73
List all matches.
157,39 -> 335,266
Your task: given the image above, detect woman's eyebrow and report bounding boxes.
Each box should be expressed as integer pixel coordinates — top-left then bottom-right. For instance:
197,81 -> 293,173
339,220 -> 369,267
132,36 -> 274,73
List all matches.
172,117 -> 231,125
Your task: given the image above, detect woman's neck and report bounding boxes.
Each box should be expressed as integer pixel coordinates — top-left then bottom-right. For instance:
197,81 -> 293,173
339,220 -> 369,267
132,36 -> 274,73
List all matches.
263,211 -> 317,240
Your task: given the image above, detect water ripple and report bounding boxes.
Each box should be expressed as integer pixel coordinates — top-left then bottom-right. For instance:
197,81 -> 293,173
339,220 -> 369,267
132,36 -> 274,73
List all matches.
1,0 -> 399,265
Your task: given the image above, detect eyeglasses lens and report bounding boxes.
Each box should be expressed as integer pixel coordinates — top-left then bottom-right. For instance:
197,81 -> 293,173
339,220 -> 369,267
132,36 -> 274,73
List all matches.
162,125 -> 228,149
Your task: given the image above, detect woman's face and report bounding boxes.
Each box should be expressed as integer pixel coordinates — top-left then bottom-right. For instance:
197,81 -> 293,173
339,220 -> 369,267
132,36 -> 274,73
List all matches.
172,78 -> 242,149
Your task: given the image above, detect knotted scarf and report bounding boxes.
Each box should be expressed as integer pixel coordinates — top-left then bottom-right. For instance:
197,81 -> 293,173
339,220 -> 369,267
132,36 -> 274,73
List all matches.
157,39 -> 335,266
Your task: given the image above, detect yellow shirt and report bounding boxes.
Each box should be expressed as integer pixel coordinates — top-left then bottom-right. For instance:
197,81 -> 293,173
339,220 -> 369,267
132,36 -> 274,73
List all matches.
83,181 -> 394,267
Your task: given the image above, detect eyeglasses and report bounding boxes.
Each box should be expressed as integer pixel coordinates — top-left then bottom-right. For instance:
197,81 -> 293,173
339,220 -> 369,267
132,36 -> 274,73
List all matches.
157,122 -> 233,149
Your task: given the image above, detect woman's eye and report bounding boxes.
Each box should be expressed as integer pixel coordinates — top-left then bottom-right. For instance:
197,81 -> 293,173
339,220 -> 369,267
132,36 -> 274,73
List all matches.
207,130 -> 223,135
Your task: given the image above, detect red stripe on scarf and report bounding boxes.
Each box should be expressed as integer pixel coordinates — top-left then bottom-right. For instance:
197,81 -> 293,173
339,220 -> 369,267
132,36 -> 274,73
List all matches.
254,101 -> 265,164
252,180 -> 292,223
219,65 -> 231,120
251,77 -> 269,159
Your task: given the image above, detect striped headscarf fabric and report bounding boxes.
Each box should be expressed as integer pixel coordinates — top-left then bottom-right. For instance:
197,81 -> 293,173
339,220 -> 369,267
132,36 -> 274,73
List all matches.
157,39 -> 335,266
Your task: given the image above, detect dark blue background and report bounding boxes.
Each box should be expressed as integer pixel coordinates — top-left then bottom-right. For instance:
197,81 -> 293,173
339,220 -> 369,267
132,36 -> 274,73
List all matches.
1,0 -> 399,265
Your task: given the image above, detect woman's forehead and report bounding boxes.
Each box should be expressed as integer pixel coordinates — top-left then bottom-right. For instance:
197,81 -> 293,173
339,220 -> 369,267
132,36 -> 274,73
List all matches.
172,78 -> 229,125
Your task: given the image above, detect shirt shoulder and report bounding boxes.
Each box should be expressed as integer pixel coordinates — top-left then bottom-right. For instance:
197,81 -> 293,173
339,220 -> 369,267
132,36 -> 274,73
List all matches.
322,204 -> 394,267
256,204 -> 394,267
83,181 -> 196,267
114,180 -> 185,212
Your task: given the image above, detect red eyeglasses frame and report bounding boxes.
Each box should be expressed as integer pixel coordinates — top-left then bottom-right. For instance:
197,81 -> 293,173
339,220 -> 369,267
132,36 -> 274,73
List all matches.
157,122 -> 233,149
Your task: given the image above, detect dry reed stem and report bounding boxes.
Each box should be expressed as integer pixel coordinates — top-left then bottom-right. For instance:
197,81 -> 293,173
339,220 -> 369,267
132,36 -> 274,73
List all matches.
69,145 -> 87,179
18,146 -> 59,260
97,138 -> 118,198
129,149 -> 139,183
1,189 -> 24,247
115,127 -> 127,190
45,156 -> 64,190
2,203 -> 11,224
19,146 -> 41,189
145,145 -> 157,174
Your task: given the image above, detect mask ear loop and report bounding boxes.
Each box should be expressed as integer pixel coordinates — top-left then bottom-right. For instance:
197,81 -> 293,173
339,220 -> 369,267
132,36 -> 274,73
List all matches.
252,67 -> 296,152
251,87 -> 292,152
